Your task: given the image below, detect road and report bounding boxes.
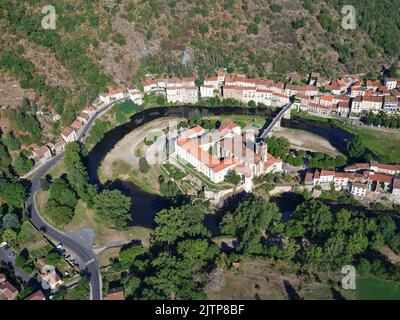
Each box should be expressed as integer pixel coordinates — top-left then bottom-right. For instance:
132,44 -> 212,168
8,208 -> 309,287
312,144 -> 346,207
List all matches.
259,102 -> 293,140
26,96 -> 129,300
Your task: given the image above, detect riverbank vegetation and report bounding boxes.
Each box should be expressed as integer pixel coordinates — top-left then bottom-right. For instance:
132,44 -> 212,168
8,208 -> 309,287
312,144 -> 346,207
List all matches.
266,136 -> 347,169
99,191 -> 400,300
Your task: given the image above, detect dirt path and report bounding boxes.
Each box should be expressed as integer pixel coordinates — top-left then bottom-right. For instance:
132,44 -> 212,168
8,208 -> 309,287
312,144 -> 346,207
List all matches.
273,127 -> 341,156
100,117 -> 183,180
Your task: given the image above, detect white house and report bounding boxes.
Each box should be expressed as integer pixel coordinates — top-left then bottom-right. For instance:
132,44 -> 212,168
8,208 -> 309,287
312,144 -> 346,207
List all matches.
384,78 -> 398,90
128,88 -> 143,105
200,85 -> 218,99
393,178 -> 400,198
61,127 -> 77,143
166,86 -> 198,104
32,146 -> 52,164
53,140 -> 66,155
383,96 -> 398,115
351,182 -> 368,197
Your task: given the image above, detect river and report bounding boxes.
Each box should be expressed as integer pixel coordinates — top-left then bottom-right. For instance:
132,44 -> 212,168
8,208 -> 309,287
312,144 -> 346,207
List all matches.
86,105 -> 356,230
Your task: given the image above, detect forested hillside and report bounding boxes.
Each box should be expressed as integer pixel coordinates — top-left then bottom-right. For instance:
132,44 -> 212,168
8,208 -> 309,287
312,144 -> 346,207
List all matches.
0,0 -> 399,120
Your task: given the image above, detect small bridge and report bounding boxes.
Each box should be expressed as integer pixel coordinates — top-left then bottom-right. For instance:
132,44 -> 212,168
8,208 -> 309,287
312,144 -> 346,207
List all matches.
258,102 -> 294,140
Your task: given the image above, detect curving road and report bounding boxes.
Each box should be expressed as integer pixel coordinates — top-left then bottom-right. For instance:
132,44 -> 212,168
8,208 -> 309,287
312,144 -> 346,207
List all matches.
26,96 -> 128,300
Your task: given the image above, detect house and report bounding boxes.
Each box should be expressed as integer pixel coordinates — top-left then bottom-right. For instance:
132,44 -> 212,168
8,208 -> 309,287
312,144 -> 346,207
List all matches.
203,76 -> 219,88
271,92 -> 290,107
166,86 -> 198,104
333,172 -> 355,190
351,182 -> 368,197
61,127 -> 77,143
393,178 -> 400,197
128,88 -> 143,105
366,81 -> 380,91
370,161 -> 400,175
107,287 -> 125,300
315,95 -> 334,107
350,96 -> 363,114
223,85 -> 244,102
99,93 -> 110,104
383,78 -> 398,90
0,273 -> 18,300
99,88 -> 124,103
308,102 -> 332,115
200,85 -> 219,99
82,106 -> 95,115
108,88 -> 124,100
32,146 -> 52,164
77,112 -> 90,124
350,86 -> 366,98
344,163 -> 370,172
377,85 -> 390,96
70,119 -> 82,131
337,101 -> 350,117
217,69 -> 226,84
256,79 -> 274,90
53,140 -> 66,155
308,72 -> 328,87
254,89 -> 272,105
368,172 -> 394,192
143,79 -> 159,93
42,270 -> 63,290
285,84 -> 319,97
25,290 -> 46,300
362,95 -> 383,114
383,96 -> 398,115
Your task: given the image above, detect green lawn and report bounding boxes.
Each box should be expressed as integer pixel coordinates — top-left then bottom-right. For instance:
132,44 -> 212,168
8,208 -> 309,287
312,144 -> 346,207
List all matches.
17,221 -> 42,247
342,125 -> 400,164
161,163 -> 187,181
356,278 -> 400,300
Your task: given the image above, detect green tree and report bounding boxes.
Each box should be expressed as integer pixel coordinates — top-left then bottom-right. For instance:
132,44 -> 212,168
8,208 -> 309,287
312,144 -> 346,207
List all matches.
2,229 -> 17,246
2,132 -> 21,151
154,203 -> 210,244
139,157 -> 150,174
2,213 -> 20,230
221,199 -> 281,255
49,179 -> 78,208
13,153 -> 34,176
225,170 -> 241,185
93,189 -> 132,230
177,239 -> 219,272
346,136 -> 365,159
293,199 -> 333,239
1,182 -> 27,207
64,142 -> 89,199
45,251 -> 61,266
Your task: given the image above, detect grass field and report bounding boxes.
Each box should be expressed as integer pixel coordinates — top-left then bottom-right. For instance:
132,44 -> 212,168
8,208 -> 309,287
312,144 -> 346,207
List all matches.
356,278 -> 400,300
342,125 -> 400,164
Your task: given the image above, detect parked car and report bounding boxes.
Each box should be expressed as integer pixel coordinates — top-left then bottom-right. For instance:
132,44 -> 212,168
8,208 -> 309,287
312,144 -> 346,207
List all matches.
0,242 -> 8,248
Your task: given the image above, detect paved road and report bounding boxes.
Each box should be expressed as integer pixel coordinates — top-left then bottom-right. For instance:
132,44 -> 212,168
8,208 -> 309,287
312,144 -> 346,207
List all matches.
259,102 -> 293,140
25,96 -> 129,300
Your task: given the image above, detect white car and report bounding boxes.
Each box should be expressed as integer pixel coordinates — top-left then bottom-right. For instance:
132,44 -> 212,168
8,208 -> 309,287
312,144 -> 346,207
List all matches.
0,242 -> 8,248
